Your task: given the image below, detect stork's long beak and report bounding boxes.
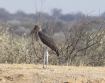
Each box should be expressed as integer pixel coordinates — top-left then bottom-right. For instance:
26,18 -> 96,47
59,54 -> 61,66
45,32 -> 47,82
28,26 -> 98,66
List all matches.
30,25 -> 41,41
30,28 -> 39,41
30,28 -> 35,35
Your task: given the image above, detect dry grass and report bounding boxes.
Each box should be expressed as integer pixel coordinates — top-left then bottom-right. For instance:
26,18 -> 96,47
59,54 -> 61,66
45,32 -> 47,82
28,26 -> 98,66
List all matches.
0,26 -> 44,64
0,64 -> 105,83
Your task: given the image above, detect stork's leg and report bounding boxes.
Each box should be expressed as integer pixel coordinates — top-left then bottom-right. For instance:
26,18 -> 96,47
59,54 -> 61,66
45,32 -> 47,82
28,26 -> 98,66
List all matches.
46,49 -> 49,68
43,49 -> 46,68
43,47 -> 49,68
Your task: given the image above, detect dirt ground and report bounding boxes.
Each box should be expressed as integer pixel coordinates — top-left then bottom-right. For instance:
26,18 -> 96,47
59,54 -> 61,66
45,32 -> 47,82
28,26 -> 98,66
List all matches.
0,64 -> 105,83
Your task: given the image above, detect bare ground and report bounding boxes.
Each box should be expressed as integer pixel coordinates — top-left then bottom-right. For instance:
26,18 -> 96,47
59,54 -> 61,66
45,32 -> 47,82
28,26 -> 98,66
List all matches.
0,64 -> 105,83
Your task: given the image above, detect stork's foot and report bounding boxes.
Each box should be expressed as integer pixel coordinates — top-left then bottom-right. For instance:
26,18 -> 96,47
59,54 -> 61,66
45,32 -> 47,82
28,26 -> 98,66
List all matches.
43,65 -> 48,69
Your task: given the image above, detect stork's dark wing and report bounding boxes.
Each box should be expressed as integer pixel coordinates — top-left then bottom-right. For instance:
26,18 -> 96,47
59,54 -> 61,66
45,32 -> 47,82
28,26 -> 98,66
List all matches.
38,31 -> 59,56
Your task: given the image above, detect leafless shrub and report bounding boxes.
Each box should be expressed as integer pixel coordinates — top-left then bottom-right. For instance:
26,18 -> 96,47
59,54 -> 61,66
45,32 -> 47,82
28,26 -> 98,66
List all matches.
60,20 -> 105,66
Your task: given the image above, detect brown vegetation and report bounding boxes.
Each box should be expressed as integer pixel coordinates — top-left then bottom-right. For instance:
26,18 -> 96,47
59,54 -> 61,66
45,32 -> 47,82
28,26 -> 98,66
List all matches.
1,19 -> 105,66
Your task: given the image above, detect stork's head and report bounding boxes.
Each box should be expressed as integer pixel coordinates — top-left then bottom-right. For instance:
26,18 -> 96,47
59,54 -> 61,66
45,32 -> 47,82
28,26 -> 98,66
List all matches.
30,25 -> 41,34
30,25 -> 42,40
